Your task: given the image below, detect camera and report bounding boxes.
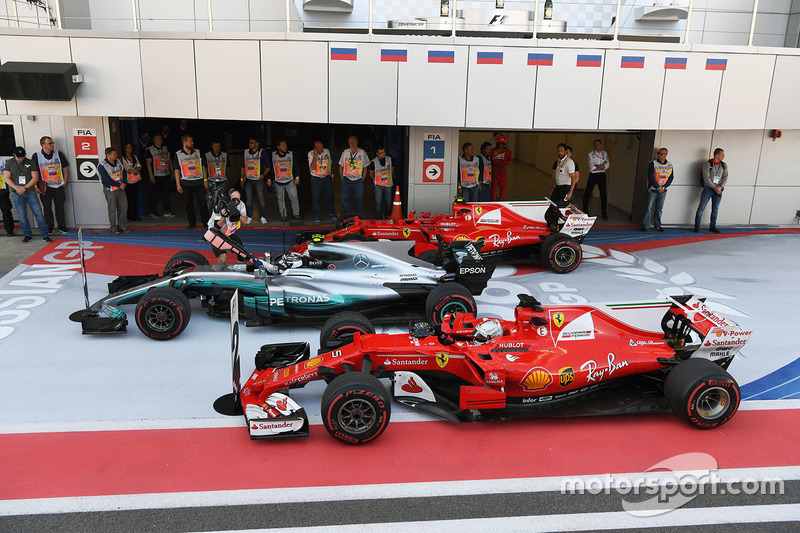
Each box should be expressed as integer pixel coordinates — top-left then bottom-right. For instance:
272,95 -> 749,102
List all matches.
207,182 -> 241,222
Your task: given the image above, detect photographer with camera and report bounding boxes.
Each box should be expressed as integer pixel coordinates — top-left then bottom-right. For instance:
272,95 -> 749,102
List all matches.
207,187 -> 248,271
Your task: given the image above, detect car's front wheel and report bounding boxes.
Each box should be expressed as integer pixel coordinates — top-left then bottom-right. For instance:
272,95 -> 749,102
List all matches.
321,372 -> 391,445
134,287 -> 192,340
665,358 -> 740,429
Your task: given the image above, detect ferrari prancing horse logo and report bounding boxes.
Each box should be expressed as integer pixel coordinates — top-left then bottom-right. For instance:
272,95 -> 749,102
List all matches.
474,206 -> 483,216
402,227 -> 411,238
553,312 -> 565,328
435,352 -> 449,368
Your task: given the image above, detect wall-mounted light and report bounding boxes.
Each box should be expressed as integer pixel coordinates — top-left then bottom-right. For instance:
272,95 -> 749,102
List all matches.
25,115 -> 36,121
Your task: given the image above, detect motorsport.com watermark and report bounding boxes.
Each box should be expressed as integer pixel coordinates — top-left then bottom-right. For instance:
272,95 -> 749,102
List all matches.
560,453 -> 785,517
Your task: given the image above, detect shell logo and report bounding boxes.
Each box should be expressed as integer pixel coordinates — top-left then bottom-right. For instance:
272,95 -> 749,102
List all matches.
454,234 -> 471,242
402,228 -> 411,238
520,367 -> 552,392
305,357 -> 323,369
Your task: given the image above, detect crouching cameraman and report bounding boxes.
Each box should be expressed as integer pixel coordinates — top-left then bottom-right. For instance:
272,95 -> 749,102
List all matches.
208,187 -> 248,271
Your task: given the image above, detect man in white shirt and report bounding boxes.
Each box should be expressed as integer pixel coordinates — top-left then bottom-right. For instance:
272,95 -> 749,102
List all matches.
585,139 -> 610,219
550,143 -> 578,204
338,136 -> 370,214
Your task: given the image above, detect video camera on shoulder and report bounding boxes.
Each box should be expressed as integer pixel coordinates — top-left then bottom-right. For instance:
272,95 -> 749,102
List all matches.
209,184 -> 241,222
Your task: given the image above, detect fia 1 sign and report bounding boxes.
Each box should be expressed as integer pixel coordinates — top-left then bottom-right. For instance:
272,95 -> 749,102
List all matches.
422,132 -> 445,183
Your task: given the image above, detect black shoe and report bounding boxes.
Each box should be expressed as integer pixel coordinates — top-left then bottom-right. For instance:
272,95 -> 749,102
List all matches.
709,226 -> 720,234
22,235 -> 32,243
6,232 -> 14,237
47,227 -> 54,234
656,227 -> 664,232
43,236 -> 53,243
693,226 -> 700,233
293,215 -> 301,221
280,216 -> 287,222
187,225 -> 195,230
640,226 -> 647,232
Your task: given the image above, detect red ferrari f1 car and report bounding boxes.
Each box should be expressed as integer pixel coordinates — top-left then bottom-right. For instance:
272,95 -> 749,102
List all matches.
291,199 -> 596,274
240,293 -> 751,444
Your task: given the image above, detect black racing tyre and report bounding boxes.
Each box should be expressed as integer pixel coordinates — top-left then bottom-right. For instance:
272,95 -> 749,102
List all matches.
425,282 -> 477,328
335,211 -> 363,230
540,234 -> 582,274
665,358 -> 740,429
321,372 -> 391,445
163,250 -> 209,275
339,233 -> 369,242
319,311 -> 376,351
134,287 -> 192,340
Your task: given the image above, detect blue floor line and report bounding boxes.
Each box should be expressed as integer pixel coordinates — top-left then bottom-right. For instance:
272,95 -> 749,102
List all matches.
741,357 -> 800,400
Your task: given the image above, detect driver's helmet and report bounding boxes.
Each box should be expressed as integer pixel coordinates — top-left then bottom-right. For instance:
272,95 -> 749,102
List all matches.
474,318 -> 503,343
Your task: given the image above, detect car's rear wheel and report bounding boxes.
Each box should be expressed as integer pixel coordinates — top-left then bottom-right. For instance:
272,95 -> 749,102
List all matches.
321,372 -> 391,445
163,250 -> 209,275
335,211 -> 363,230
134,287 -> 192,340
425,282 -> 476,328
665,358 -> 740,429
319,311 -> 375,351
540,234 -> 582,274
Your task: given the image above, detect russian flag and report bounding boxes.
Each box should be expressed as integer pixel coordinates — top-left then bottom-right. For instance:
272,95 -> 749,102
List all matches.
621,56 -> 644,69
428,50 -> 455,64
330,47 -> 357,61
576,54 -> 602,67
664,57 -> 687,69
527,53 -> 553,66
706,58 -> 727,71
477,52 -> 503,65
381,49 -> 407,62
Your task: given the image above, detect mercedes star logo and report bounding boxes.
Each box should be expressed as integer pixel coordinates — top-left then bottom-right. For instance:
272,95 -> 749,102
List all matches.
353,254 -> 370,269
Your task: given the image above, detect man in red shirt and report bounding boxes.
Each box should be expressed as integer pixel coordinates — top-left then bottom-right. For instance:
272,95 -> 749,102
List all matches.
490,134 -> 512,201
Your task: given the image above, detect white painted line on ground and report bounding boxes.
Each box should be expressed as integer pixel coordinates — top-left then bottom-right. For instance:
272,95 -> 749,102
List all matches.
200,504 -> 800,532
1,466 -> 797,516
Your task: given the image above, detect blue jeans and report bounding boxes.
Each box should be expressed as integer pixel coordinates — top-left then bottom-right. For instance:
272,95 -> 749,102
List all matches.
461,185 -> 479,202
479,182 -> 492,202
11,191 -> 49,238
244,179 -> 267,219
311,176 -> 336,218
694,187 -> 722,228
374,185 -> 393,219
642,189 -> 667,229
341,178 -> 364,214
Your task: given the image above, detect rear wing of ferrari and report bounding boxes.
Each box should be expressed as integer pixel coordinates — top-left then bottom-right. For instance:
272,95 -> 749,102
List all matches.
659,293 -> 752,362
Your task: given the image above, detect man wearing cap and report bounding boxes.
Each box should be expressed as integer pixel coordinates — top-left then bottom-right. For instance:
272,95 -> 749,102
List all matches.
32,136 -> 70,235
490,135 -> 512,201
0,156 -> 15,236
3,147 -> 51,243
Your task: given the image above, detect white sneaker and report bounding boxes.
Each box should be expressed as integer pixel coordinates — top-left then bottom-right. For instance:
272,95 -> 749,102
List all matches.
260,217 -> 268,225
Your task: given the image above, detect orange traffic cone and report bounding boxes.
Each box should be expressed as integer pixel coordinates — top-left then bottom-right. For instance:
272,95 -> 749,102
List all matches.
389,186 -> 403,221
